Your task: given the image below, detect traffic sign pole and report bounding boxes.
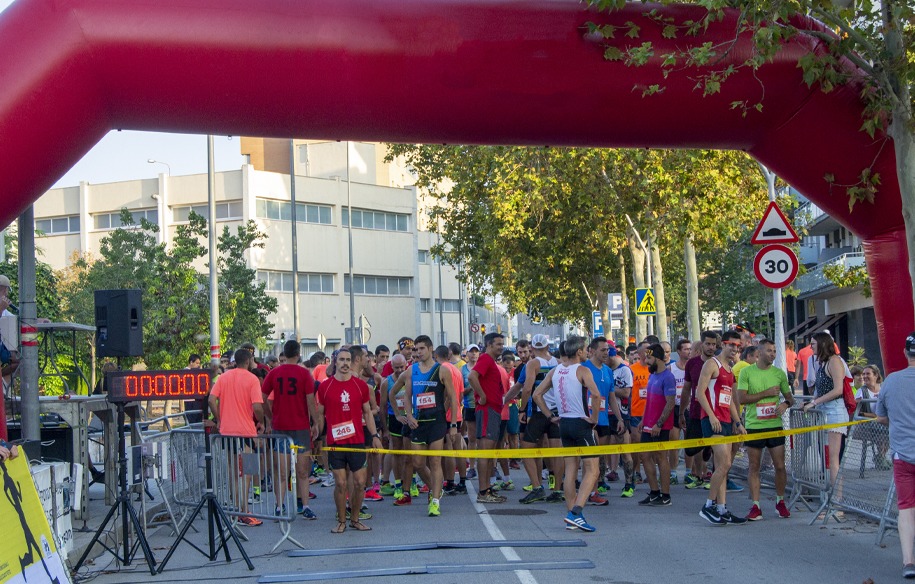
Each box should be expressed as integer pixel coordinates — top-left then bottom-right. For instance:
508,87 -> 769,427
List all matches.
758,165 -> 791,372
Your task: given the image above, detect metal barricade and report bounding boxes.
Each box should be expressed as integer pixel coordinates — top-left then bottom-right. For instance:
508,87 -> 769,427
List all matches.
787,406 -> 830,513
210,433 -> 302,551
821,400 -> 895,528
169,427 -> 207,514
138,426 -> 198,534
878,482 -> 898,545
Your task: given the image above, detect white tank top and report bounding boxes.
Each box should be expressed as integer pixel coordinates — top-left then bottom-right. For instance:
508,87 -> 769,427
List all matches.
555,363 -> 588,419
535,356 -> 560,411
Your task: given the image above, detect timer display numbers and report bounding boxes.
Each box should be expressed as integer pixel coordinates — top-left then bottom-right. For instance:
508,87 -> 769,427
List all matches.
105,370 -> 212,403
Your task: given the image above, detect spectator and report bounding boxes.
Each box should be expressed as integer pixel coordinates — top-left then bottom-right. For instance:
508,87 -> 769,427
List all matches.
850,365 -> 864,392
795,337 -> 813,395
785,340 -> 797,387
876,333 -> 915,579
858,364 -> 891,470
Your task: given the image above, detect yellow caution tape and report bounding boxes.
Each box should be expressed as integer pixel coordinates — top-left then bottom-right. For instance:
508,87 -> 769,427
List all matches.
322,418 -> 873,458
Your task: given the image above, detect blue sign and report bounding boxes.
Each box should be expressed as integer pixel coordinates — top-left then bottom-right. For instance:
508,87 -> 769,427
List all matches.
592,311 -> 604,336
635,288 -> 657,315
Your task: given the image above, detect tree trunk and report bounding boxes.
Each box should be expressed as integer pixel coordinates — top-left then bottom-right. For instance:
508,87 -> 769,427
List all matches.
619,251 -> 630,344
597,286 -> 609,337
684,236 -> 701,341
627,234 -> 647,341
650,237 -> 668,342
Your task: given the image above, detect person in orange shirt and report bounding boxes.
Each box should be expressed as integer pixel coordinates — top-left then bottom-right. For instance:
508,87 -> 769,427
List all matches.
795,338 -> 814,396
625,341 -> 651,492
436,345 -> 466,494
785,339 -> 798,387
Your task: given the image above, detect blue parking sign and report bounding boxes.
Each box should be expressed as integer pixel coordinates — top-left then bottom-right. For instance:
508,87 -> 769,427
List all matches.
592,311 -> 604,336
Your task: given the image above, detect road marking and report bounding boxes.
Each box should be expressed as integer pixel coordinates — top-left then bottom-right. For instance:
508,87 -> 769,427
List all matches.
466,481 -> 539,584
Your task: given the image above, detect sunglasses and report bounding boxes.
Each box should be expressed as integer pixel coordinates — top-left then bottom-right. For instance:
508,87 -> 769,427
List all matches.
723,341 -> 742,347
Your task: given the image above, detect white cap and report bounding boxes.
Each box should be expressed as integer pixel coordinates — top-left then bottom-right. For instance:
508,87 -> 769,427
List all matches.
466,344 -> 481,352
531,334 -> 550,349
0,275 -> 10,287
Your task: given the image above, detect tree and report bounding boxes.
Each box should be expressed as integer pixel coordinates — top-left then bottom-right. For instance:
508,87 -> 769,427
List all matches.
586,0 -> 915,320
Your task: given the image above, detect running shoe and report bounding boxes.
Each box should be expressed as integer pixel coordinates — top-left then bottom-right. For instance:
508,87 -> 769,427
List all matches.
720,510 -> 748,525
496,480 -> 515,491
491,481 -> 502,492
393,486 -> 404,499
588,493 -> 609,506
563,512 -> 596,532
669,473 -> 679,485
635,473 -> 644,484
301,506 -> 317,520
380,483 -> 396,496
442,481 -> 456,495
548,475 -> 556,490
238,516 -> 262,526
394,494 -> 412,506
904,564 -> 915,579
596,482 -> 610,494
684,473 -> 698,485
476,489 -> 505,504
703,481 -> 711,490
313,464 -> 326,476
454,483 -> 467,494
249,488 -> 261,504
364,489 -> 383,502
509,460 -> 521,470
361,503 -> 369,513
410,483 -> 420,497
274,504 -> 287,516
650,494 -> 672,507
428,501 -> 441,517
296,500 -> 305,514
621,484 -> 634,498
308,492 -> 316,499
321,475 -> 335,488
638,493 -> 659,506
775,500 -> 791,519
746,504 -> 763,521
419,484 -> 430,494
726,479 -> 745,493
467,468 -> 477,479
519,486 -> 546,504
699,505 -> 725,525
522,484 -> 534,492
544,491 -> 565,503
606,471 -> 620,482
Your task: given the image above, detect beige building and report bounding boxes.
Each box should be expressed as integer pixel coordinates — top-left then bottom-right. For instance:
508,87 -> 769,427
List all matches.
33,140 -> 473,354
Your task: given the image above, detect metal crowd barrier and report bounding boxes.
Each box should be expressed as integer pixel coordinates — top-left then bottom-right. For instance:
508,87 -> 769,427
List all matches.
729,403 -> 800,489
820,400 -> 894,528
786,405 -> 831,513
169,427 -> 208,519
878,482 -> 898,546
210,433 -> 303,551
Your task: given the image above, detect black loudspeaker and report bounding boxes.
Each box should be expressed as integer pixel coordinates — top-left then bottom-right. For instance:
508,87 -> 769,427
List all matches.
95,289 -> 144,357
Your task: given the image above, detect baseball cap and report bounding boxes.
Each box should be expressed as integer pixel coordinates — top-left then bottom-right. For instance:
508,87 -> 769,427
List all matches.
607,345 -> 618,357
0,275 -> 10,287
531,334 -> 549,349
466,344 -> 480,352
906,333 -> 915,352
649,344 -> 666,361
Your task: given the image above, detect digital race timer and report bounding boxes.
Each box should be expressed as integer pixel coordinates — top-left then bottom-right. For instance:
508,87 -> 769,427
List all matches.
105,370 -> 212,403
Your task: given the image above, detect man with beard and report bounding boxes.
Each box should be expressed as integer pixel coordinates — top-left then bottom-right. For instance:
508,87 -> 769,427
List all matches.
638,344 -> 677,507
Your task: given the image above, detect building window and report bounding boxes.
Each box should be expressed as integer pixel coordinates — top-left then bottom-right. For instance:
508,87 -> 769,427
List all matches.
434,299 -> 462,313
173,201 -> 243,222
344,275 -> 412,296
257,270 -> 294,293
420,298 -> 431,312
418,250 -> 430,264
36,215 -> 80,235
255,199 -> 332,224
297,273 -> 335,293
342,208 -> 409,232
93,208 -> 158,230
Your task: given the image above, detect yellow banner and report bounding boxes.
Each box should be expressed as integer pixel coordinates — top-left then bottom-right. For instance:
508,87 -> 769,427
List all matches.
0,453 -> 70,584
323,418 -> 872,458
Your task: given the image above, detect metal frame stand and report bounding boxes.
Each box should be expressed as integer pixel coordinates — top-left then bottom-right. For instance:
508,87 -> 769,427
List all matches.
73,402 -> 157,575
155,402 -> 253,573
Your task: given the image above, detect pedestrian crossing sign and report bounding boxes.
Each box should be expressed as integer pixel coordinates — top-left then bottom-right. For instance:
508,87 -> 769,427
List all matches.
635,288 -> 656,315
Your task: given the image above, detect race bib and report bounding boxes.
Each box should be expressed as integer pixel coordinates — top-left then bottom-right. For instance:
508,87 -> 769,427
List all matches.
675,394 -> 681,406
600,398 -> 607,411
718,386 -> 732,407
395,397 -> 405,408
331,420 -> 357,440
756,403 -> 778,420
416,392 -> 436,409
639,387 -> 647,399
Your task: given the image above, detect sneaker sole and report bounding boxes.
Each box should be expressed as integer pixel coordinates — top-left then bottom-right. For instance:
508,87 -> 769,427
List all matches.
699,509 -> 726,525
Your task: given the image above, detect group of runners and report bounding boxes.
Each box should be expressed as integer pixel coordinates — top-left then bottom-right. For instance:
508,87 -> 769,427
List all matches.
209,326 -> 804,533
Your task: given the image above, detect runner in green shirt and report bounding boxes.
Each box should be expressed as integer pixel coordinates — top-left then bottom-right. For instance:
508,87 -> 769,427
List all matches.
736,339 -> 794,521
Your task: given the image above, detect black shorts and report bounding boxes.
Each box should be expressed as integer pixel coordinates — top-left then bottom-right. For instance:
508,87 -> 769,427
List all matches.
412,415 -> 448,445
596,424 -> 613,438
673,405 -> 681,429
559,417 -> 597,457
684,416 -> 706,457
745,427 -> 786,450
463,407 -> 476,422
364,426 -> 373,446
388,414 -> 410,438
523,410 -> 560,443
328,447 -> 367,472
641,429 -> 671,443
607,415 -> 629,435
701,417 -> 733,438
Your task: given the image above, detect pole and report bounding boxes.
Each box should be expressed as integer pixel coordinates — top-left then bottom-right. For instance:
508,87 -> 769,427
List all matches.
458,263 -> 465,346
289,140 -> 299,342
207,136 -> 221,366
18,206 -> 39,441
645,233 -> 654,337
759,163 -> 787,371
346,142 -> 358,344
436,231 -> 445,345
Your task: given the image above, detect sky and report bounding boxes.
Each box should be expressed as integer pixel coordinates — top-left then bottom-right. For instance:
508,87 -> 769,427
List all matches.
0,1 -> 248,188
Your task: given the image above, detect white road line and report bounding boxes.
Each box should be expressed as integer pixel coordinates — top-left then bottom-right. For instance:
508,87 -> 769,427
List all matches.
466,482 -> 539,584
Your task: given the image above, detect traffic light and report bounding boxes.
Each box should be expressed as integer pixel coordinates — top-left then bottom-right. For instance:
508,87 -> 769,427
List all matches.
480,324 -> 487,335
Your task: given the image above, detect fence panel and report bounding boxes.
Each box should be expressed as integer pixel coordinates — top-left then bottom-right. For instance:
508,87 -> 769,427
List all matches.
787,406 -> 830,513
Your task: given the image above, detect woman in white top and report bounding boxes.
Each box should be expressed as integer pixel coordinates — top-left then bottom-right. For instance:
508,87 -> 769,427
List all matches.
856,364 -> 891,469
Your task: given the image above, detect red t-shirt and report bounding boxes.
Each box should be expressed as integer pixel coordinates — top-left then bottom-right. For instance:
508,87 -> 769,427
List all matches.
316,377 -> 370,445
262,364 -> 315,431
684,355 -> 706,420
442,362 -> 464,424
702,358 -> 734,424
473,352 -> 502,412
381,361 -> 394,378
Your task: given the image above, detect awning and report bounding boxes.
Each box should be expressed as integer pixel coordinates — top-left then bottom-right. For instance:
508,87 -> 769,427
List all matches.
812,313 -> 845,336
785,316 -> 817,337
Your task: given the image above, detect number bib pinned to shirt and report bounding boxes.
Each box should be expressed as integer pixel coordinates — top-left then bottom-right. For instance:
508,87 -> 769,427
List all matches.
756,402 -> 778,420
600,398 -> 607,411
718,386 -> 732,407
639,387 -> 647,399
331,420 -> 357,441
416,392 -> 436,409
395,397 -> 405,409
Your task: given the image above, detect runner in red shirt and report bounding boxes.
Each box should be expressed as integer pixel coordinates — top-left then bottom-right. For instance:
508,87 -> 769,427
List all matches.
314,348 -> 382,534
696,330 -> 747,526
468,332 -> 507,503
262,340 -> 318,519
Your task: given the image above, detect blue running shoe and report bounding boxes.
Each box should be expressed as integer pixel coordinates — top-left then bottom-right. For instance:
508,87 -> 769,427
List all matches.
563,512 -> 596,532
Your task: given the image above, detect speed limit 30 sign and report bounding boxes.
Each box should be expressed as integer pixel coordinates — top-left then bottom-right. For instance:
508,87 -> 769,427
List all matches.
753,244 -> 799,289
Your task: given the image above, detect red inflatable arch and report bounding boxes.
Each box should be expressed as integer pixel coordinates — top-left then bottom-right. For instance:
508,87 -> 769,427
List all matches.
0,0 -> 907,370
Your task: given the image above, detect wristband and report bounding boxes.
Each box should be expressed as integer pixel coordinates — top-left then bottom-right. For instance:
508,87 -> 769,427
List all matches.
449,423 -> 458,428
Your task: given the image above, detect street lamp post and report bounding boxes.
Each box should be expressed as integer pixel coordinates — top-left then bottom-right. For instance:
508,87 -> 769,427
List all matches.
147,159 -> 172,175
206,137 -> 220,365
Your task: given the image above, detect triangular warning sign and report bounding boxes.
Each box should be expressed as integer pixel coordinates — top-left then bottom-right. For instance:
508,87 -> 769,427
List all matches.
751,201 -> 799,244
636,289 -> 656,315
